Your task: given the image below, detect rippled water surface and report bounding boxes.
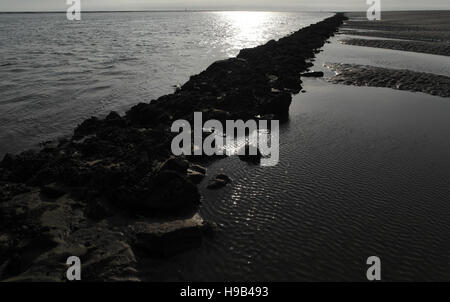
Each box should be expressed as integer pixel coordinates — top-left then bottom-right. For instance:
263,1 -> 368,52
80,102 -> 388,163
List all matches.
0,11 -> 331,156
139,31 -> 450,282
141,84 -> 450,282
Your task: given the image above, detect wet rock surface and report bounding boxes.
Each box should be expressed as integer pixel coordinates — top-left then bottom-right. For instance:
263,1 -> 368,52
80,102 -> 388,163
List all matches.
238,144 -> 263,164
207,174 -> 232,190
130,213 -> 211,257
301,71 -> 325,77
327,63 -> 450,97
0,14 -> 346,281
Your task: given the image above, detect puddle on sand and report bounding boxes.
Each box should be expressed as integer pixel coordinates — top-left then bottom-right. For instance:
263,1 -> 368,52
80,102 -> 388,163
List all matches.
314,34 -> 450,77
139,38 -> 450,281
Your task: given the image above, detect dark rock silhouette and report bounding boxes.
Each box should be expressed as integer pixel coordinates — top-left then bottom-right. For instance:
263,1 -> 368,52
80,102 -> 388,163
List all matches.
238,144 -> 263,164
0,13 -> 347,281
301,71 -> 325,77
207,174 -> 232,190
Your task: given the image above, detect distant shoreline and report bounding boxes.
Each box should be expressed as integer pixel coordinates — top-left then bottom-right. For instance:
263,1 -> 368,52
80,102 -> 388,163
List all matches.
0,9 -> 449,14
0,10 -> 332,14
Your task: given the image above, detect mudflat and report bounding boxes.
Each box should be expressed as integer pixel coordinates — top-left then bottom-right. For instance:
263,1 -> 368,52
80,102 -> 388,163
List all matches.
327,11 -> 450,97
327,63 -> 450,97
342,11 -> 450,56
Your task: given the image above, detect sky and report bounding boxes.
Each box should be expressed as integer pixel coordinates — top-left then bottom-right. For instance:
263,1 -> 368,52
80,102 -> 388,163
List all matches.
0,0 -> 449,12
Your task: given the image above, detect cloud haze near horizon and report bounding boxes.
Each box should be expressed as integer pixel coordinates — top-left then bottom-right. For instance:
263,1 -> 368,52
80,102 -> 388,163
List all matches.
0,0 -> 448,12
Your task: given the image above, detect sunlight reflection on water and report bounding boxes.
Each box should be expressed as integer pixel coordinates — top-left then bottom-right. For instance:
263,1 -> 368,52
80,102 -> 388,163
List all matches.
0,11 -> 331,156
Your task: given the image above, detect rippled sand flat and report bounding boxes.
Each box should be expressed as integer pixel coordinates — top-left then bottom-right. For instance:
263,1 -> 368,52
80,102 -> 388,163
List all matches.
342,11 -> 450,62
344,11 -> 450,43
327,11 -> 450,97
327,63 -> 450,97
342,38 -> 449,56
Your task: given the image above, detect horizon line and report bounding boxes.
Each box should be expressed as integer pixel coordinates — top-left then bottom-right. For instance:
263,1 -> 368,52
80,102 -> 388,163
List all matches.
0,9 -> 449,14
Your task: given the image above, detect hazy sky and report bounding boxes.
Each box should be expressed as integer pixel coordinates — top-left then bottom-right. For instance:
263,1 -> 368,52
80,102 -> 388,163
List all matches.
0,0 -> 449,12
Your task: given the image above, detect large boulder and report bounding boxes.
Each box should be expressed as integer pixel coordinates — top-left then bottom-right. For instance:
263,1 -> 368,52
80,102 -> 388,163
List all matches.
148,170 -> 200,212
159,157 -> 189,174
257,90 -> 292,118
131,213 -> 213,257
238,144 -> 262,164
126,103 -> 172,127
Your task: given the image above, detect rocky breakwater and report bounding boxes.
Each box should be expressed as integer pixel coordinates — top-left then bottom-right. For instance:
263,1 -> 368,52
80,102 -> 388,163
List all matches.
0,13 -> 347,281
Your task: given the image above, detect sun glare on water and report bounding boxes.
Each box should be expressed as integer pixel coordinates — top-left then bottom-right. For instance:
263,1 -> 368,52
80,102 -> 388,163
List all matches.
215,11 -> 274,56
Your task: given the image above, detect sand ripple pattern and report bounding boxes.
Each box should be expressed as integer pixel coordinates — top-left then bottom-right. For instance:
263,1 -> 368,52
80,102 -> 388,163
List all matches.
327,63 -> 450,97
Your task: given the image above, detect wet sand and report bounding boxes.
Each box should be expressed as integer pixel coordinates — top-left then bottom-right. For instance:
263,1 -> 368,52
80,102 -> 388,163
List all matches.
342,11 -> 449,56
342,38 -> 449,56
343,11 -> 450,42
329,11 -> 450,97
327,63 -> 450,97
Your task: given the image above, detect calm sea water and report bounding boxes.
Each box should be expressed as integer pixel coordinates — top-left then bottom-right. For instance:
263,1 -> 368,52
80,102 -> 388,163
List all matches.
0,11 -> 331,156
